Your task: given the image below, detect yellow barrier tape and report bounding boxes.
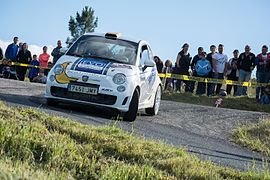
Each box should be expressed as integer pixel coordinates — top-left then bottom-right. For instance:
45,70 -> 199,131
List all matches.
11,62 -> 52,70
159,73 -> 269,88
7,62 -> 268,88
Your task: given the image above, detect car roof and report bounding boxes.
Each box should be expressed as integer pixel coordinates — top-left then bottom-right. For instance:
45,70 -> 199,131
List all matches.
84,32 -> 142,44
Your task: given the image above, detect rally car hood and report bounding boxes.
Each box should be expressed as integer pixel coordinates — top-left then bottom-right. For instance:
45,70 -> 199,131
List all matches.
58,55 -> 136,77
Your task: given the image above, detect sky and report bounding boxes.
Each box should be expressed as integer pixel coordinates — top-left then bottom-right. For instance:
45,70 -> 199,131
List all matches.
1,0 -> 270,62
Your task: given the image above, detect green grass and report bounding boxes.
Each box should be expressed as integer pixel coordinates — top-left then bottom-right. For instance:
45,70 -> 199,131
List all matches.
232,120 -> 270,157
162,92 -> 270,113
0,101 -> 269,179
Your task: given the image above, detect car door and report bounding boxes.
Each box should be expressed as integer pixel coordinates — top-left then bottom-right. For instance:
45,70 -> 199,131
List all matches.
139,45 -> 152,103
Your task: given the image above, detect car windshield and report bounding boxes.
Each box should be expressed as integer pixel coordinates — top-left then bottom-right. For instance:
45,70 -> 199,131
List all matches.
67,35 -> 138,65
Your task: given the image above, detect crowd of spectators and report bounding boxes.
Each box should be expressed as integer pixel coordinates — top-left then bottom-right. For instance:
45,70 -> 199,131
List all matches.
155,43 -> 270,104
1,37 -> 270,104
0,36 -> 63,84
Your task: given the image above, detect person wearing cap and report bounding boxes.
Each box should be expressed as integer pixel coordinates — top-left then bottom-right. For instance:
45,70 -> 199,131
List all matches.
236,45 -> 256,96
190,47 -> 204,93
194,51 -> 212,95
226,49 -> 239,96
209,44 -> 228,96
255,45 -> 270,100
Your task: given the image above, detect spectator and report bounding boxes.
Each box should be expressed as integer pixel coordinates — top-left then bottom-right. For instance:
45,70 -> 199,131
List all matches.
0,59 -> 8,77
5,37 -> 19,61
16,43 -> 32,81
39,46 -> 50,68
209,44 -> 228,96
260,85 -> 270,104
33,69 -> 47,84
162,59 -> 173,91
236,45 -> 256,96
174,43 -> 192,93
18,42 -> 23,52
44,62 -> 53,76
255,45 -> 270,100
154,56 -> 163,73
28,54 -> 40,82
190,47 -> 204,93
226,49 -> 239,96
195,52 -> 212,95
206,45 -> 217,96
51,40 -> 63,64
0,47 -> 3,60
2,60 -> 18,80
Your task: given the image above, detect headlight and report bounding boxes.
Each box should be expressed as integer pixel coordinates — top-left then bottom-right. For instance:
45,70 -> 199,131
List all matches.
54,64 -> 64,75
117,85 -> 126,92
113,73 -> 126,85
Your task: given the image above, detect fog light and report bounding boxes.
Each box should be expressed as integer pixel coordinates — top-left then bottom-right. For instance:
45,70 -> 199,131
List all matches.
117,85 -> 126,92
49,75 -> 55,82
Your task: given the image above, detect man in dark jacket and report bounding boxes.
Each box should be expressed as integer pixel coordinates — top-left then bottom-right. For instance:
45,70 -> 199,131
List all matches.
51,40 -> 63,64
5,37 -> 19,61
206,45 -> 216,96
256,45 -> 270,100
236,45 -> 256,96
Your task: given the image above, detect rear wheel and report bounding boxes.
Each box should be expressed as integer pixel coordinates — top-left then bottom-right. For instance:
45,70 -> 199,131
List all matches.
46,98 -> 58,107
145,85 -> 161,115
123,89 -> 139,122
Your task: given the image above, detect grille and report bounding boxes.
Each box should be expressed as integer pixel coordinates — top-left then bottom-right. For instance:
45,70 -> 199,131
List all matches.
51,86 -> 117,105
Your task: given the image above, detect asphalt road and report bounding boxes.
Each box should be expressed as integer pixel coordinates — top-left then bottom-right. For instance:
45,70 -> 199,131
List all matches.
0,78 -> 269,172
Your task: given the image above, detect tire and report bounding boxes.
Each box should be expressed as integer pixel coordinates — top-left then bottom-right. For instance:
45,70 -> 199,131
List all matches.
145,85 -> 161,116
123,89 -> 139,122
46,98 -> 58,107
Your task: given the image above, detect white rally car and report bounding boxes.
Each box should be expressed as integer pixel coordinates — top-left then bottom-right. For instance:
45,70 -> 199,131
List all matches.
45,32 -> 161,122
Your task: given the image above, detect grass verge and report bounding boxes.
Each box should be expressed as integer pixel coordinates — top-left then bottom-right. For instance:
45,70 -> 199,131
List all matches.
0,101 -> 269,179
162,92 -> 270,113
232,120 -> 270,157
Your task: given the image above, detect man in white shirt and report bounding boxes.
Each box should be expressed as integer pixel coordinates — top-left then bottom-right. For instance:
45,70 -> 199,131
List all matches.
209,44 -> 228,96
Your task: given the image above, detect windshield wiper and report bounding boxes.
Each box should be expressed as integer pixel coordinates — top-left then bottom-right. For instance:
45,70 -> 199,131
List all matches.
66,53 -> 83,58
84,55 -> 123,63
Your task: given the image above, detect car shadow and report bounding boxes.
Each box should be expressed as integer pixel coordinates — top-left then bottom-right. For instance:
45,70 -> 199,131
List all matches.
0,92 -> 119,120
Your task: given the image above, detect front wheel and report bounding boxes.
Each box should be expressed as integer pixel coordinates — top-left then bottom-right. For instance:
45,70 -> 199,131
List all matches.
123,89 -> 139,122
145,85 -> 161,115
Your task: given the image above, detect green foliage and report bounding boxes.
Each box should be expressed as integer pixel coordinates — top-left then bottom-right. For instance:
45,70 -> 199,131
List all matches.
232,120 -> 270,157
67,6 -> 98,44
0,101 -> 268,179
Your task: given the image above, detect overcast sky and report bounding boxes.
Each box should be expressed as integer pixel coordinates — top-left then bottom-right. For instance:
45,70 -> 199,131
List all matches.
1,0 -> 270,62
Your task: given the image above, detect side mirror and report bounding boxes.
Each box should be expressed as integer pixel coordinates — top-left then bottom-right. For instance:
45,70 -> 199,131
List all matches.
144,58 -> 155,67
60,47 -> 68,55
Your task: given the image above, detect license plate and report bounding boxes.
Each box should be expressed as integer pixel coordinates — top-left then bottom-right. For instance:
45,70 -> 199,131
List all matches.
68,85 -> 98,95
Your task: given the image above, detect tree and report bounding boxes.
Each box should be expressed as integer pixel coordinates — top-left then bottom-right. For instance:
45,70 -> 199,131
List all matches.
67,6 -> 98,44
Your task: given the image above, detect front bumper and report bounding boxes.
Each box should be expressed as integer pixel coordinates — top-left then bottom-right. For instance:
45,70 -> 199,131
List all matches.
45,81 -> 133,112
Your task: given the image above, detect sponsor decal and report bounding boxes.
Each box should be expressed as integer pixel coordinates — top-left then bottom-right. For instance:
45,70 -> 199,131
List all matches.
101,88 -> 113,93
110,63 -> 132,69
147,68 -> 156,85
72,58 -> 111,74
